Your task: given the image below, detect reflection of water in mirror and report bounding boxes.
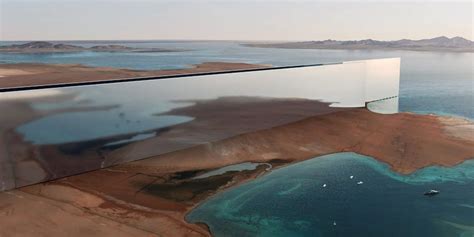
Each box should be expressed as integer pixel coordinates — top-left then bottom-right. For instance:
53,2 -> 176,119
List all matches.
193,162 -> 262,180
367,97 -> 399,114
1,58 -> 400,145
103,132 -> 157,147
17,113 -> 193,145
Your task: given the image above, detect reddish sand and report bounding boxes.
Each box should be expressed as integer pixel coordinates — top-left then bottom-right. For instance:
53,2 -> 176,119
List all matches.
127,103 -> 474,175
0,62 -> 266,89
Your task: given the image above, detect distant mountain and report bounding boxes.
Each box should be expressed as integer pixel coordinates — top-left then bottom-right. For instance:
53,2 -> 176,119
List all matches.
4,41 -> 84,50
0,41 -> 186,53
391,36 -> 473,48
244,36 -> 474,52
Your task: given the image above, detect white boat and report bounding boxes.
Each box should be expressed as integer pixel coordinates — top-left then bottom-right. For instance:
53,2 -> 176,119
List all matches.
424,189 -> 440,196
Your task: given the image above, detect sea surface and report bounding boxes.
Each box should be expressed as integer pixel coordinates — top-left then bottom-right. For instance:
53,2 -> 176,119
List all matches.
187,153 -> 474,237
1,41 -> 473,236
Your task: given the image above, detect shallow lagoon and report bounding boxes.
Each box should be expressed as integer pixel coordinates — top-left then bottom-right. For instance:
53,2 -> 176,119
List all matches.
187,152 -> 474,237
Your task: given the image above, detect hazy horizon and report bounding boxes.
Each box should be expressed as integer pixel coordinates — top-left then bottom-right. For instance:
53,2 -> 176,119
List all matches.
0,35 -> 472,43
1,0 -> 472,41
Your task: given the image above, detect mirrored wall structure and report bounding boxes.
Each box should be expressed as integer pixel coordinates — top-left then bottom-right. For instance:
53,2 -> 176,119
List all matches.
0,58 -> 400,191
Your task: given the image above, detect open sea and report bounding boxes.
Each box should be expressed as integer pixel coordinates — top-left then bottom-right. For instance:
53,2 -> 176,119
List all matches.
1,41 -> 473,236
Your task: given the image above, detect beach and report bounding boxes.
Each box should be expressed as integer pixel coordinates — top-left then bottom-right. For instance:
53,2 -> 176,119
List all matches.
0,62 -> 473,236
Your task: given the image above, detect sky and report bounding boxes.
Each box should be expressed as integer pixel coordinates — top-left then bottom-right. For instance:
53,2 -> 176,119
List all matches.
0,0 -> 472,41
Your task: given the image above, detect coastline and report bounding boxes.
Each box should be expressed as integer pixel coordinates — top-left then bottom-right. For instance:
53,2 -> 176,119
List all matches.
185,152 -> 474,237
0,62 -> 472,236
0,62 -> 267,89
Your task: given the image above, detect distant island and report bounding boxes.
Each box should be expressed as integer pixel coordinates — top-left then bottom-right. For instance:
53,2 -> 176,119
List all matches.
244,36 -> 474,52
0,41 -> 186,53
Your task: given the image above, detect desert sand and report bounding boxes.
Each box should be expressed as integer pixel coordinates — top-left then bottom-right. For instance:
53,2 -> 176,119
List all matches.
0,63 -> 473,237
0,62 -> 266,89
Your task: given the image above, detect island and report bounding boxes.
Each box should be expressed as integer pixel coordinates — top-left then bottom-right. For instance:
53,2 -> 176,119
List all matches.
0,41 -> 186,53
244,36 -> 474,52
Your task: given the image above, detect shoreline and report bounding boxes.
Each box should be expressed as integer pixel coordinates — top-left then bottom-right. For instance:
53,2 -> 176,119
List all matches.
0,62 -> 268,89
184,152 -> 474,237
0,62 -> 472,236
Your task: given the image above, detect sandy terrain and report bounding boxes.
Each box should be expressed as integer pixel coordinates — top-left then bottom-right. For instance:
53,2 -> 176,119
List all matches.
124,100 -> 474,175
0,187 -> 160,237
0,68 -> 37,77
0,62 -> 266,89
0,63 -> 473,236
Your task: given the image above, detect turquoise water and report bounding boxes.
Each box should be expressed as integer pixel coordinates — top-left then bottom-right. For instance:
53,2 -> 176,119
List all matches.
1,41 -> 472,118
187,153 -> 474,237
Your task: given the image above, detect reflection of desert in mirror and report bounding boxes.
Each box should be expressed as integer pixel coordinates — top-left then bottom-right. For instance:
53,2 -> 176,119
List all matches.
0,1 -> 473,236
